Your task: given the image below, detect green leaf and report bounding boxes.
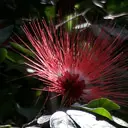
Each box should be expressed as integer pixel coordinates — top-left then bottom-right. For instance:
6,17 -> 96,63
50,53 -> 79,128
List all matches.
74,1 -> 93,12
6,50 -> 24,64
0,100 -> 15,119
65,15 -> 73,31
44,6 -> 55,20
91,107 -> 113,120
72,105 -> 113,120
10,42 -> 34,57
0,48 -> 7,63
0,25 -> 14,44
16,104 -> 39,121
36,90 -> 42,97
65,14 -> 78,31
106,0 -> 128,13
85,98 -> 120,111
0,125 -> 12,128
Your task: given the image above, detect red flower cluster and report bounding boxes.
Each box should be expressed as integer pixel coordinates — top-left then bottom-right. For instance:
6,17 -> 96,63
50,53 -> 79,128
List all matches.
15,20 -> 128,106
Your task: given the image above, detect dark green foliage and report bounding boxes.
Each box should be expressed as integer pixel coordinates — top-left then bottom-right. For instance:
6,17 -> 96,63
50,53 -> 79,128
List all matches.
0,0 -> 128,127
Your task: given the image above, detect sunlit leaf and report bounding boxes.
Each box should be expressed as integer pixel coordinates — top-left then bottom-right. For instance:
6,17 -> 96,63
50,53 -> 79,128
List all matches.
90,107 -> 113,120
72,98 -> 119,120
72,105 -> 113,120
85,98 -> 120,111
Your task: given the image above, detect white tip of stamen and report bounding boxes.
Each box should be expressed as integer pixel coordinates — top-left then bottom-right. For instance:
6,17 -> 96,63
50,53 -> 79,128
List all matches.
26,68 -> 35,73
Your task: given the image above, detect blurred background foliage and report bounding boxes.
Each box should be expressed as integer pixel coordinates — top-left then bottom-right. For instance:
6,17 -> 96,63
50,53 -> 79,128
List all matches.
0,0 -> 128,127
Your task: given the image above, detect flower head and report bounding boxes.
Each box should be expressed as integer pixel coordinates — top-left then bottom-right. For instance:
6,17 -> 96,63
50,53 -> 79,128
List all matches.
15,20 -> 128,106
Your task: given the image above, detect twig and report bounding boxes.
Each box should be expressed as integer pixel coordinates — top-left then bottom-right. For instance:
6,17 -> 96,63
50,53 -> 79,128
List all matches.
55,8 -> 91,29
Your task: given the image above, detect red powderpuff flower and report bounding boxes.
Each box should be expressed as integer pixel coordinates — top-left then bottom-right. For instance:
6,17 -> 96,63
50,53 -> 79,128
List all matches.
14,20 -> 128,106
